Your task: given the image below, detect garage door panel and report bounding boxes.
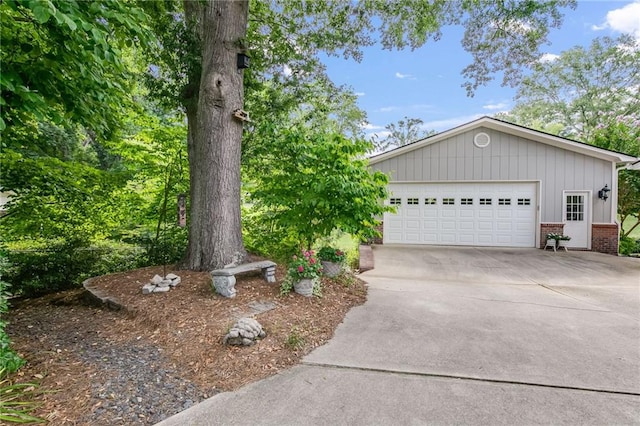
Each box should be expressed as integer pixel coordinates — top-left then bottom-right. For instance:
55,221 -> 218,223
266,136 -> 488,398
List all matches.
383,182 -> 536,247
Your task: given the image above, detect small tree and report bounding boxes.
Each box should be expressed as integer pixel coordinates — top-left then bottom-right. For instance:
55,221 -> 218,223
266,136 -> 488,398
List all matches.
250,131 -> 390,249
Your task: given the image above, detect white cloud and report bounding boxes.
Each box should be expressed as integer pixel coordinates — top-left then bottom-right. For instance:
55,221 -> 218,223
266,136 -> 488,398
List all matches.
283,65 -> 292,77
539,53 -> 560,63
355,92 -> 365,97
378,106 -> 399,112
483,102 -> 509,110
395,72 -> 414,79
593,1 -> 640,40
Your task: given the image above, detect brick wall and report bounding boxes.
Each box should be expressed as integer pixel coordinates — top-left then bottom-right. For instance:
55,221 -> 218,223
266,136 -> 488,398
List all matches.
540,223 -> 564,249
370,222 -> 383,245
592,224 -> 619,255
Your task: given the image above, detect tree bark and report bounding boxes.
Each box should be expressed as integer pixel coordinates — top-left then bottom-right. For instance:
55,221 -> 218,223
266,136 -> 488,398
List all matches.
182,0 -> 248,270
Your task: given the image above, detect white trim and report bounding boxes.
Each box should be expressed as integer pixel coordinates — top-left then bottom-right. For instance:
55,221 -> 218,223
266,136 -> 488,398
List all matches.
562,190 -> 592,250
473,132 -> 491,148
369,117 -> 639,165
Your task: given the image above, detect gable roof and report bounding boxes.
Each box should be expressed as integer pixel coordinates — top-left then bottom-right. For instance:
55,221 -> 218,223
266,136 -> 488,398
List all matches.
369,116 -> 638,165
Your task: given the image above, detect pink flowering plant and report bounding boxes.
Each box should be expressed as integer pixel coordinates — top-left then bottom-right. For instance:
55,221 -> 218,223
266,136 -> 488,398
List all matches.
287,250 -> 323,280
281,249 -> 323,296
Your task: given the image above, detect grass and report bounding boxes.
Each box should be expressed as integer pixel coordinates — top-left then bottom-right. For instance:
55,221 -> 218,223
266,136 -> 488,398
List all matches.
620,216 -> 640,239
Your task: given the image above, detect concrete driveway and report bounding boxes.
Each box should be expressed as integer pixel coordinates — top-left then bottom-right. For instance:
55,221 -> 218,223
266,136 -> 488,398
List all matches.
158,246 -> 640,425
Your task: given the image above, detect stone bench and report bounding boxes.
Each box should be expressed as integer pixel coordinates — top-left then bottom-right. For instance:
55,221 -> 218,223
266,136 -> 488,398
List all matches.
211,260 -> 276,298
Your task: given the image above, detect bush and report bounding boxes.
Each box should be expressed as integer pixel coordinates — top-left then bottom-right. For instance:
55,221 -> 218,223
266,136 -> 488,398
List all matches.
619,236 -> 640,256
134,225 -> 187,266
5,238 -> 146,297
0,248 -> 24,374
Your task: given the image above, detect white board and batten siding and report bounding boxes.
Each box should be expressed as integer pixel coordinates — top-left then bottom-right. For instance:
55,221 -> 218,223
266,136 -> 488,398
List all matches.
371,126 -> 616,225
368,117 -> 640,249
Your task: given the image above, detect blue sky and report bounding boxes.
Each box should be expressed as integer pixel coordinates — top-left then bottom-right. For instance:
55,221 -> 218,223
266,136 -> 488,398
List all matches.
321,0 -> 640,138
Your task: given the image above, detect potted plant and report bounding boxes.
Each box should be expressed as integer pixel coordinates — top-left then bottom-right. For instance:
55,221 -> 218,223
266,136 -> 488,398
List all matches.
545,233 -> 561,251
558,235 -> 571,250
317,246 -> 346,278
281,250 -> 323,297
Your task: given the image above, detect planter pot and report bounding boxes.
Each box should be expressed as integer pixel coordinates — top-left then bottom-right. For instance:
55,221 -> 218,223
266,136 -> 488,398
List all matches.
544,239 -> 557,251
558,240 -> 570,251
293,278 -> 317,297
321,261 -> 343,278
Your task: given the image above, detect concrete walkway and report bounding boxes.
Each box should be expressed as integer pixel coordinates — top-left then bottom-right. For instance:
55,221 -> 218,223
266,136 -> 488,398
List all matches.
157,246 -> 640,425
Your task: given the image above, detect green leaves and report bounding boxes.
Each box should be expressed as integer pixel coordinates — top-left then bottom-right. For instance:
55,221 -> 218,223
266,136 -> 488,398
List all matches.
248,130 -> 390,249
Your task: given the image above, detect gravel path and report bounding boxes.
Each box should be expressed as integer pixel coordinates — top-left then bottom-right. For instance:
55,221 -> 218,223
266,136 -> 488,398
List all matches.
80,342 -> 213,425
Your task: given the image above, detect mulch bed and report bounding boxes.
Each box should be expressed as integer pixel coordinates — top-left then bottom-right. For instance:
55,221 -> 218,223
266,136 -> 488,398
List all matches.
6,263 -> 367,425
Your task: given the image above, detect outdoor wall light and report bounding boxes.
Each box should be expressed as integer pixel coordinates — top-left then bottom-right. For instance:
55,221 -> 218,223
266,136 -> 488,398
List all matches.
237,53 -> 250,69
598,184 -> 611,201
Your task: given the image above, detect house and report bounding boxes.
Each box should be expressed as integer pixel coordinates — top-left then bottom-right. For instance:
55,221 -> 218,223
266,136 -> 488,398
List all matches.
369,116 -> 639,254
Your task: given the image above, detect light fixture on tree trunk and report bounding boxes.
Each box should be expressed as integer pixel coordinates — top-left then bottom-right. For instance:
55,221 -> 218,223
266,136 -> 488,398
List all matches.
598,184 -> 610,201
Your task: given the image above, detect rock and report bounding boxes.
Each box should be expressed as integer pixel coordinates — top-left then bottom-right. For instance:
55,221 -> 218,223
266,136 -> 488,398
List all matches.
223,318 -> 266,346
169,276 -> 181,287
165,273 -> 179,280
152,286 -> 171,293
158,279 -> 172,288
142,284 -> 156,295
150,275 -> 163,285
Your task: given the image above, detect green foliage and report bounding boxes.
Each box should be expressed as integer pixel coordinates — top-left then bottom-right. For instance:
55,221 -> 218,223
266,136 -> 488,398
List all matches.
4,239 -> 144,297
619,236 -> 640,256
317,247 -> 346,264
501,35 -> 640,142
285,327 -> 305,351
0,370 -> 45,424
134,225 -> 188,267
0,248 -> 24,375
1,0 -> 152,135
373,116 -> 437,153
250,130 -> 390,249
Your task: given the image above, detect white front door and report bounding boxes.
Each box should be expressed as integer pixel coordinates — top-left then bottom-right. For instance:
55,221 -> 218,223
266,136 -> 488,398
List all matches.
563,191 -> 591,249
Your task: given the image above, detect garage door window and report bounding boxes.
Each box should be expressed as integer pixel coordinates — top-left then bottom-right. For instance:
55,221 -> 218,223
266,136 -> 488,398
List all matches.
461,198 -> 473,205
517,198 -> 531,206
425,198 -> 437,205
407,198 -> 419,205
443,198 -> 455,205
499,198 -> 511,205
480,198 -> 492,205
389,198 -> 401,205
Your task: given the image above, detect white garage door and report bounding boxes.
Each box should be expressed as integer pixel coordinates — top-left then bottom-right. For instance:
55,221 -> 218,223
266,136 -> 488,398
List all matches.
383,182 -> 537,247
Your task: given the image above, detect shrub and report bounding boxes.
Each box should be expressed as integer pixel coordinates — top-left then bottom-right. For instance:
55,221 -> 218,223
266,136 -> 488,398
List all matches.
0,247 -> 24,375
134,225 -> 187,266
619,236 -> 640,256
5,238 -> 146,297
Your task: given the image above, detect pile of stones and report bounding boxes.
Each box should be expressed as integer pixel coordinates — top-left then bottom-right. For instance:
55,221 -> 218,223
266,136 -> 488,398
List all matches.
223,318 -> 266,346
142,273 -> 181,294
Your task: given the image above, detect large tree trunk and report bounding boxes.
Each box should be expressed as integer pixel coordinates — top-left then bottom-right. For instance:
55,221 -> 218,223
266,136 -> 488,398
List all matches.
182,0 -> 249,270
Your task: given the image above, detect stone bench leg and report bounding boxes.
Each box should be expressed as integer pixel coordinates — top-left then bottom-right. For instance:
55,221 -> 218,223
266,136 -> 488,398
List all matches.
263,266 -> 276,283
213,275 -> 236,298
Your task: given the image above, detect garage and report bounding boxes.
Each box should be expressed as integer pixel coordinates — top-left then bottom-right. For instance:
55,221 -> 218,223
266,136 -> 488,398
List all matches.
383,182 -> 537,247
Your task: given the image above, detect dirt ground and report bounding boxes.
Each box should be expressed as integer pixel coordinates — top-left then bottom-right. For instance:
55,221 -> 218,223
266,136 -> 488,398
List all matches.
6,263 -> 367,425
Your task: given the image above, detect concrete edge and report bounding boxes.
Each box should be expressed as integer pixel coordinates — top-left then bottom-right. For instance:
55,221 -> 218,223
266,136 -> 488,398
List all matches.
82,276 -> 126,311
358,245 -> 374,272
